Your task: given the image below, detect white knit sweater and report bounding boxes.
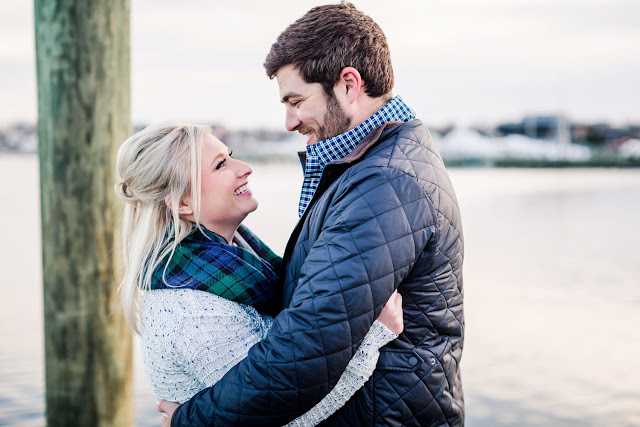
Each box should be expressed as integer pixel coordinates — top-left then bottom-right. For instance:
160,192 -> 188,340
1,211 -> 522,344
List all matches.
140,289 -> 396,426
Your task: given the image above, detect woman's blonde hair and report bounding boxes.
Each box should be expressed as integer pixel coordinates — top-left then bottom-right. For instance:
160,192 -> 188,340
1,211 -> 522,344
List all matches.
114,123 -> 210,334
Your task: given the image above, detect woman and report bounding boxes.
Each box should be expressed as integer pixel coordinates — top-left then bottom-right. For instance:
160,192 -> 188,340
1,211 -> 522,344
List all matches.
115,123 -> 403,425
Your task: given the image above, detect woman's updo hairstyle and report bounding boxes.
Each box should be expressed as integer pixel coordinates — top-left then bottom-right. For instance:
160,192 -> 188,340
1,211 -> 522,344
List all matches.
115,123 -> 211,333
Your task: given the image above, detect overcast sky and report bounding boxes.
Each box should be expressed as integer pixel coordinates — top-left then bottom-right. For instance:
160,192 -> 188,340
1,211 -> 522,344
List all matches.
2,0 -> 639,130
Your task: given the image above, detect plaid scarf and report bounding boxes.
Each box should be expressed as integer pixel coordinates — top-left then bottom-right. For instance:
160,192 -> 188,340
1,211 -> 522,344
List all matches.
150,224 -> 281,316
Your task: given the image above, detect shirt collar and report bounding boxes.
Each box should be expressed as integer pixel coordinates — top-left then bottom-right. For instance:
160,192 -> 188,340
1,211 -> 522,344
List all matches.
305,95 -> 415,172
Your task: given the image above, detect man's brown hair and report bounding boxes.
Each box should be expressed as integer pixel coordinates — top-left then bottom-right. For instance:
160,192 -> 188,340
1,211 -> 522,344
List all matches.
264,2 -> 394,98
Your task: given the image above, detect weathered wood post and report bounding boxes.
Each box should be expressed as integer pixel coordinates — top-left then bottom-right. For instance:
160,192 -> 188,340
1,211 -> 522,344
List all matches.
34,1 -> 133,425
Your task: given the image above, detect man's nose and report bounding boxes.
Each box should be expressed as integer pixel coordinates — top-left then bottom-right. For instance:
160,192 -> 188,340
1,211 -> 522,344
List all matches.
285,108 -> 301,132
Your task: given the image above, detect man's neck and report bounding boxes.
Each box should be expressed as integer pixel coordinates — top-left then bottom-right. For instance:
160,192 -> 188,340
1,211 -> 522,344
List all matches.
348,93 -> 393,131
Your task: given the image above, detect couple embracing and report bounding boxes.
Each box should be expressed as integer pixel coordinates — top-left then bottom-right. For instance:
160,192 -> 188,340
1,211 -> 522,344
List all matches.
115,3 -> 464,426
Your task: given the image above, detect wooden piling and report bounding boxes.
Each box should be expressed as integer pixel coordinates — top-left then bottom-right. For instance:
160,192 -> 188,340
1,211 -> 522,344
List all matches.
34,1 -> 133,425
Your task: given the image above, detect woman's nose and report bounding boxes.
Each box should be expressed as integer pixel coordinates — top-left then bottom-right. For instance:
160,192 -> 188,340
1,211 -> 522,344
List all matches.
235,159 -> 252,178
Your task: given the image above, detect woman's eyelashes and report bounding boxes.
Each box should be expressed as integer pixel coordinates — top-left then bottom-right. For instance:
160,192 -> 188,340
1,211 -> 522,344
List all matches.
215,151 -> 233,170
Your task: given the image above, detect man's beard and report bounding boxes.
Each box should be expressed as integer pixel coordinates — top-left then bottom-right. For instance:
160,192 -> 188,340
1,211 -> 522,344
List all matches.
318,94 -> 351,141
300,94 -> 351,143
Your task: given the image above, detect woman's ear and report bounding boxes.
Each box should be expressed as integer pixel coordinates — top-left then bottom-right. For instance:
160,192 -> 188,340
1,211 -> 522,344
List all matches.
165,195 -> 193,216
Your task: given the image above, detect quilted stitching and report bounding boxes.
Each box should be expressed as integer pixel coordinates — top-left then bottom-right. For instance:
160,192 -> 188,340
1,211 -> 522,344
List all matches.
302,122 -> 463,426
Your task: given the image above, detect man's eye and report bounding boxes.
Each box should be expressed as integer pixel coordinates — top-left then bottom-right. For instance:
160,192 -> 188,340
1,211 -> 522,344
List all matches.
215,159 -> 226,170
291,101 -> 300,108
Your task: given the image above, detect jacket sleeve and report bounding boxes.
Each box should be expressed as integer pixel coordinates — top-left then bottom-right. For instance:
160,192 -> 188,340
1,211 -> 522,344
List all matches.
172,166 -> 437,426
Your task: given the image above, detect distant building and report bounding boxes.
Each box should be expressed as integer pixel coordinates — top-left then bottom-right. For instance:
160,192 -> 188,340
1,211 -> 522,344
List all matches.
497,115 -> 571,144
618,138 -> 640,158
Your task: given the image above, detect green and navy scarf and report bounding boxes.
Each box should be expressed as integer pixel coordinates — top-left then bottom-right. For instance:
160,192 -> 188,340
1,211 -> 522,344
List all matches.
150,224 -> 281,316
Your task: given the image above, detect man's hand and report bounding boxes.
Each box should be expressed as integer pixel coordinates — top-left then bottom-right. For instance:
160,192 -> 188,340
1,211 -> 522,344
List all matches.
377,290 -> 404,334
157,399 -> 179,427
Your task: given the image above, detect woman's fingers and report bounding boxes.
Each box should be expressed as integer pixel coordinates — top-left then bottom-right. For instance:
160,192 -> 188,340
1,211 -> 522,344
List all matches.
378,290 -> 404,334
156,399 -> 180,426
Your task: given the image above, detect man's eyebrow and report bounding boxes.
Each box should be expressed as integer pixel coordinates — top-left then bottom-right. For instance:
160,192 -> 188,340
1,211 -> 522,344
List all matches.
281,92 -> 300,104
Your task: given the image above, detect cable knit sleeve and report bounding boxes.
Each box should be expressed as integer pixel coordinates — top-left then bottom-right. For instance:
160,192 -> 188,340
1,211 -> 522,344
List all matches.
172,294 -> 272,393
140,289 -> 272,403
286,320 -> 397,427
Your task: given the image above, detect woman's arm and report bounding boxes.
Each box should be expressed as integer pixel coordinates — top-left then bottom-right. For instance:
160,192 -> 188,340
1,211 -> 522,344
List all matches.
285,320 -> 397,427
157,291 -> 401,423
142,289 -> 271,403
173,294 -> 272,391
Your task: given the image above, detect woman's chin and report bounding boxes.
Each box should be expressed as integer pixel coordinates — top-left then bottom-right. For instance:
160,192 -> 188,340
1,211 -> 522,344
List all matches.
238,201 -> 258,222
246,198 -> 259,214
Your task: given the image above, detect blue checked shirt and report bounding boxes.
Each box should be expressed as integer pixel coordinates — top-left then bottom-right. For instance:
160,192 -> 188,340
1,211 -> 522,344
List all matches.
298,95 -> 415,216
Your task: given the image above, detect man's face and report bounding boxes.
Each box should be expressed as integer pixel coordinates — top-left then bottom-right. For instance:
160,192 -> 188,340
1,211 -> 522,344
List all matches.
276,65 -> 351,145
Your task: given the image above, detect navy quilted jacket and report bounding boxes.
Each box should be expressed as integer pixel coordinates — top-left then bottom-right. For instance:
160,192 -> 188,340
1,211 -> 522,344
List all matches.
172,120 -> 465,426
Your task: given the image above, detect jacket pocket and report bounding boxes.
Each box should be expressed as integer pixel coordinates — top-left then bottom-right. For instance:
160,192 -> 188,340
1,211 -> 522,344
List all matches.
372,348 -> 446,426
376,348 -> 424,372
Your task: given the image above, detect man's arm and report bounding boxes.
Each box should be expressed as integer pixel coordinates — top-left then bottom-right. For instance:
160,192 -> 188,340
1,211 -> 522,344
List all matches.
172,167 -> 436,426
286,319 -> 398,427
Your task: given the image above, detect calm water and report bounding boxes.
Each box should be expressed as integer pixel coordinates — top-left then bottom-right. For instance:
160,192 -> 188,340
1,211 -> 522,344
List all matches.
1,154 -> 639,426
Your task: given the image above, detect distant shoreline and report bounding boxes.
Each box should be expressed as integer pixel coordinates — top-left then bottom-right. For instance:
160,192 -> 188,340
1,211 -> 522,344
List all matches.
3,150 -> 640,168
444,157 -> 640,168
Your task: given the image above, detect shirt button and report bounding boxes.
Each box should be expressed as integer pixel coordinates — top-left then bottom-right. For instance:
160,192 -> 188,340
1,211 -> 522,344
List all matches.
430,357 -> 437,365
408,356 -> 418,366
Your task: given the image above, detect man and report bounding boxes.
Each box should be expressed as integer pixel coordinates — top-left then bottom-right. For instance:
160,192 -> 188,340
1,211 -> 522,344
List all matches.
163,2 -> 464,425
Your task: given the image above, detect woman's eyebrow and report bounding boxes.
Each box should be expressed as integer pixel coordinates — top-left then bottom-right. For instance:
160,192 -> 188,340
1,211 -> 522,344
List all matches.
209,153 -> 225,169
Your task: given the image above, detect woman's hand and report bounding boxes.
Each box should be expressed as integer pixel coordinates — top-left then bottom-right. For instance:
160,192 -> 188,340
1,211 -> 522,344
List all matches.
157,400 -> 179,427
376,290 -> 403,334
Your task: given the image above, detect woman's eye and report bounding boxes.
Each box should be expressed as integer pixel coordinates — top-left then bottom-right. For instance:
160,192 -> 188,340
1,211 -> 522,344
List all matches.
291,101 -> 300,108
215,159 -> 226,170
228,150 -> 233,158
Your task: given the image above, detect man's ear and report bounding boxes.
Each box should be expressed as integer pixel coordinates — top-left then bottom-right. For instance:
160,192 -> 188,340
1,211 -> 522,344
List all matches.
339,67 -> 362,104
165,194 -> 193,215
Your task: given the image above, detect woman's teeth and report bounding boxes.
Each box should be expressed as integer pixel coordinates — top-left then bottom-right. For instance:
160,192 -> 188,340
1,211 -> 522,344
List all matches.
234,184 -> 249,195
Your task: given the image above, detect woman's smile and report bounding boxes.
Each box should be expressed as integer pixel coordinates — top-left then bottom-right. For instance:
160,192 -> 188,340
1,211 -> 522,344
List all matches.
234,183 -> 251,196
